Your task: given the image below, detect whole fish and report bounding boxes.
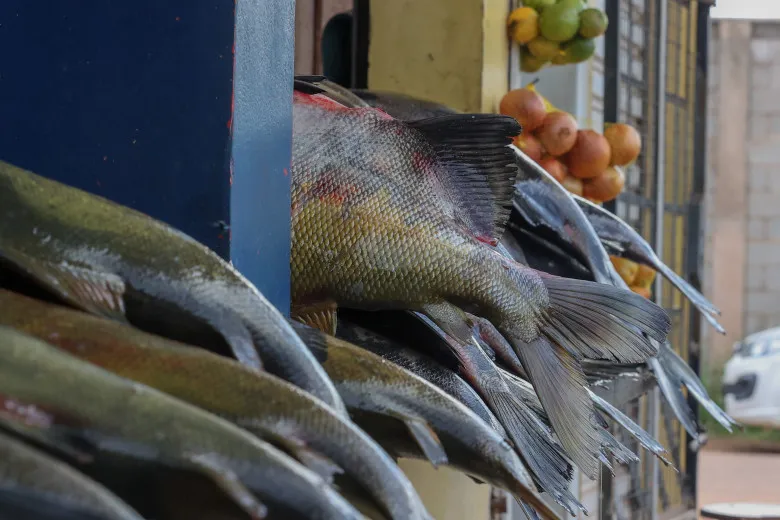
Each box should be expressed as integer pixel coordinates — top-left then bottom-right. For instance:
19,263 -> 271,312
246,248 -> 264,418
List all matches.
0,288 -> 427,520
0,160 -> 344,413
335,315 -> 583,515
289,321 -> 561,520
0,325 -> 362,520
572,194 -> 724,333
0,430 -> 142,520
291,77 -> 670,479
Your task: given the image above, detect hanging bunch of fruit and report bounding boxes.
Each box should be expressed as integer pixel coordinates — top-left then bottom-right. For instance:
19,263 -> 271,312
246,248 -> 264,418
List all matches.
499,82 -> 642,204
507,0 -> 608,71
610,256 -> 658,299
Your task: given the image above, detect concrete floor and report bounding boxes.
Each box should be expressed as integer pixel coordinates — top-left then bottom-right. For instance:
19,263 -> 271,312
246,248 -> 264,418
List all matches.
698,449 -> 780,516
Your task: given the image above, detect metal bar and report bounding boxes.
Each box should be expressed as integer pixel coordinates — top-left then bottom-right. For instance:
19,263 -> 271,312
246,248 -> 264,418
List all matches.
683,1 -> 712,510
352,0 -> 370,89
603,0 -> 621,215
230,0 -> 296,313
651,0 -> 670,518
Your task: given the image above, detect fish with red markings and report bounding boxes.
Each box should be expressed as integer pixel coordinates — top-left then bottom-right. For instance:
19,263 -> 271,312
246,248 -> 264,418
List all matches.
290,76 -> 671,479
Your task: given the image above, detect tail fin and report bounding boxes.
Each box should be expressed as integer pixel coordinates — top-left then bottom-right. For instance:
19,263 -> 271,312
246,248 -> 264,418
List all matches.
485,385 -> 582,516
540,274 -> 670,363
657,342 -> 737,432
514,337 -> 603,479
588,389 -> 670,464
648,355 -> 699,438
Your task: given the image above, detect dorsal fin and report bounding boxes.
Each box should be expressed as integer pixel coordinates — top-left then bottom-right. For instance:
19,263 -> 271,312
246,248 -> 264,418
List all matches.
293,75 -> 370,109
407,114 -> 522,245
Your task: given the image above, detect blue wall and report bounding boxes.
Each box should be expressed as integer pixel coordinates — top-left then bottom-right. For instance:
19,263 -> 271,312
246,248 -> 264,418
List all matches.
0,0 -> 295,313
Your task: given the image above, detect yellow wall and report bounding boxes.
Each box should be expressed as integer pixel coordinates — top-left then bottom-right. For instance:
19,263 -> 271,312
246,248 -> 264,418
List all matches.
368,0 -> 510,113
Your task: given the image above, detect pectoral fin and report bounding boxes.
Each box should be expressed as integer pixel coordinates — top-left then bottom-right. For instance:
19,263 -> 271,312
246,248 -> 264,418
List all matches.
388,411 -> 448,468
291,301 -> 338,336
0,247 -> 127,323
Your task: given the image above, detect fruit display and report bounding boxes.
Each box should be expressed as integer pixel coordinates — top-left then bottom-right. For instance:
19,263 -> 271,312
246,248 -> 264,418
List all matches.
499,82 -> 642,204
507,0 -> 608,71
609,256 -> 657,299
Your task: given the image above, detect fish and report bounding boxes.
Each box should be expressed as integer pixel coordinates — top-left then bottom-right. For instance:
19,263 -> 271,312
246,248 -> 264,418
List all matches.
291,76 -> 671,480
0,289 -> 428,520
0,429 -> 142,520
335,314 -> 583,515
289,320 -> 562,520
335,87 -> 733,442
0,160 -> 345,413
572,194 -> 724,333
0,325 -> 362,520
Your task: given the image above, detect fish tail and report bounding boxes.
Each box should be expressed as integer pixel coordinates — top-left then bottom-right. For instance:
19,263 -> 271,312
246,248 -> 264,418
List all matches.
486,385 -> 583,516
513,337 -> 603,480
588,389 -> 671,464
657,342 -> 737,432
538,273 -> 670,363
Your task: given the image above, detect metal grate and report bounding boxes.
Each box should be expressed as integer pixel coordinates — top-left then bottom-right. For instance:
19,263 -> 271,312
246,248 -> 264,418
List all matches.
603,0 -> 707,518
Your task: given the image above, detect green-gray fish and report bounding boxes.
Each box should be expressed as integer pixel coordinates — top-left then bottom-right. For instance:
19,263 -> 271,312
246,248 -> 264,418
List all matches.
0,288 -> 428,520
0,429 -> 142,520
0,160 -> 344,413
0,325 -> 362,520
290,321 -> 561,520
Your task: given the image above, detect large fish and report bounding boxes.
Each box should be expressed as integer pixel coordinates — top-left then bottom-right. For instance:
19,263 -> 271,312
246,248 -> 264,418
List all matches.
289,321 -> 562,520
0,429 -> 142,520
0,160 -> 344,413
335,314 -> 583,515
291,76 -> 670,479
0,325 -> 362,520
0,289 -> 428,520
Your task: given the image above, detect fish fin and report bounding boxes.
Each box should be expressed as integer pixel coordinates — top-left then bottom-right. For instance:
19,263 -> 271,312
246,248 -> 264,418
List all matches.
648,356 -> 699,440
600,428 -> 639,465
392,412 -> 448,468
539,273 -> 670,363
486,385 -> 582,515
513,337 -> 602,479
658,343 -> 738,431
468,313 -> 529,378
0,247 -> 128,323
291,302 -> 338,336
187,453 -> 268,520
406,114 -> 521,243
288,445 -> 344,484
587,388 -> 670,465
293,76 -> 371,109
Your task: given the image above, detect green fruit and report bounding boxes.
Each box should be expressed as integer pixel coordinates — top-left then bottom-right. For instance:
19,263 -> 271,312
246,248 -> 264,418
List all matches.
561,36 -> 596,63
520,47 -> 549,73
527,36 -> 561,60
539,1 -> 581,42
522,0 -> 555,10
579,8 -> 609,38
556,0 -> 586,14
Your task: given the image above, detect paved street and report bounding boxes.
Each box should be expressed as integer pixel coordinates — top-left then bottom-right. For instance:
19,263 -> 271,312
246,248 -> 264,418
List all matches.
698,448 -> 780,517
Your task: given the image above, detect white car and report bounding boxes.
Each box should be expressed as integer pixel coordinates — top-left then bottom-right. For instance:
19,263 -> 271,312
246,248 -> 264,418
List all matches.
722,326 -> 780,428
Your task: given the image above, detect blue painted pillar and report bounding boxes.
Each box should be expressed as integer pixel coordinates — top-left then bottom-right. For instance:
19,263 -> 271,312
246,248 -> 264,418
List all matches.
231,1 -> 295,314
0,1 -> 295,313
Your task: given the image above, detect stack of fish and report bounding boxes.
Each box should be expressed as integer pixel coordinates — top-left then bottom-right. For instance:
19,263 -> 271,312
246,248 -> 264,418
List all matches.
0,75 -> 732,520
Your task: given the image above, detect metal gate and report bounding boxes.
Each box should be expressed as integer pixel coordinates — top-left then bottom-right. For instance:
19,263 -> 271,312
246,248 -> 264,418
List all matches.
602,0 -> 711,518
